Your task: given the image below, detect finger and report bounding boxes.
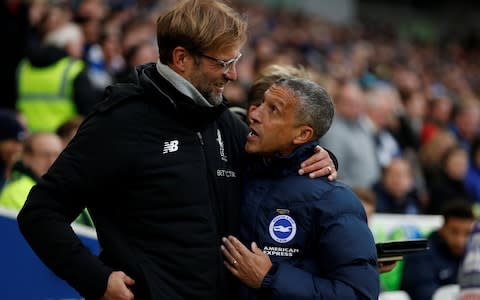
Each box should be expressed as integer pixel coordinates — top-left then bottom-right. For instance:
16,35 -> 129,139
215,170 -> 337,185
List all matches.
228,235 -> 250,256
251,242 -> 263,255
220,244 -> 237,265
224,260 -> 239,277
124,289 -> 134,300
314,145 -> 324,153
122,273 -> 135,286
222,237 -> 242,260
299,159 -> 330,176
300,146 -> 327,168
301,162 -> 332,178
327,169 -> 337,181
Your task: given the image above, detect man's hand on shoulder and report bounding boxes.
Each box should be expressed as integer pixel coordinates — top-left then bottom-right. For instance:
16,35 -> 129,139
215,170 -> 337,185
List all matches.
298,146 -> 337,181
100,271 -> 135,300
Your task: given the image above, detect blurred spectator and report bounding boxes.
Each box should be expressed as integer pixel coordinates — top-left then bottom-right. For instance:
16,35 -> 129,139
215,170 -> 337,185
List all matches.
448,99 -> 480,152
421,92 -> 453,145
115,40 -> 158,83
364,83 -> 402,168
401,201 -> 475,300
55,115 -> 85,148
419,129 -> 458,188
0,132 -> 63,211
393,90 -> 427,152
0,110 -> 27,191
320,80 -> 381,187
427,145 -> 472,214
15,1 -> 101,133
373,158 -> 420,215
465,136 -> 480,204
84,28 -> 125,91
457,221 -> 480,300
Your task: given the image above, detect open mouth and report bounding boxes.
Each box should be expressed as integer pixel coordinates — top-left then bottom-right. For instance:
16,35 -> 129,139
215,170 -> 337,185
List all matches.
248,127 -> 259,137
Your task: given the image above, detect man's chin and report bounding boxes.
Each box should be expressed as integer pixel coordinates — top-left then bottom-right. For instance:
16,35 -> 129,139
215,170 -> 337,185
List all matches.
245,143 -> 258,154
207,93 -> 223,106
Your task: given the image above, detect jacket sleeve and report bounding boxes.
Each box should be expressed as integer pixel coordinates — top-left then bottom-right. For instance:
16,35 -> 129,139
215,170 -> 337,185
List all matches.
260,187 -> 380,299
17,101 -> 141,299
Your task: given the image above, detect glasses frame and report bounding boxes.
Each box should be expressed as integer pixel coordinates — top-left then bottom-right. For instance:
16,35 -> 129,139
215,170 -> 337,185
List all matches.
199,52 -> 242,74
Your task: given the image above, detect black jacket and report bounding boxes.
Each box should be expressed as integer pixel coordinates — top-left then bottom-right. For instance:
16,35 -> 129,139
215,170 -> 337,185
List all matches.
17,63 -> 248,300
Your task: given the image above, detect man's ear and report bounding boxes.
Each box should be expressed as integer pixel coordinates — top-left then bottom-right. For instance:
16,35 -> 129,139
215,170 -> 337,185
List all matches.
293,126 -> 314,145
171,46 -> 188,73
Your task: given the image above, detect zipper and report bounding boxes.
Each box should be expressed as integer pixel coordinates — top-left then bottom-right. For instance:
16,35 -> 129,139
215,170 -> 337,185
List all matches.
197,129 -> 224,297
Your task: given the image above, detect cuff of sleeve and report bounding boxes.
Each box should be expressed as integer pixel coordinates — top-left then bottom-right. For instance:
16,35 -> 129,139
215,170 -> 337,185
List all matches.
261,262 -> 279,289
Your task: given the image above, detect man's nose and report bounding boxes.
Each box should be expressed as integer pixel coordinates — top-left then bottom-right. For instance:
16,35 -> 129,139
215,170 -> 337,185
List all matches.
224,63 -> 238,81
249,106 -> 262,124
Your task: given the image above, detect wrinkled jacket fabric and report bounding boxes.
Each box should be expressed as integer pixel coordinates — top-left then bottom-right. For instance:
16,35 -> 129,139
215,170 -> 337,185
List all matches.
18,63 -> 247,300
240,141 -> 380,300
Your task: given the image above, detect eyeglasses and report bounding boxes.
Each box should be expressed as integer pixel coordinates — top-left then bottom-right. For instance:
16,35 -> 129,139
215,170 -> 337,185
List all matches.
199,52 -> 242,74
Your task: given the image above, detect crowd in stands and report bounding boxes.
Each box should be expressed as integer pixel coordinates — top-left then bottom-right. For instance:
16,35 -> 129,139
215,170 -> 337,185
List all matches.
1,0 -> 480,298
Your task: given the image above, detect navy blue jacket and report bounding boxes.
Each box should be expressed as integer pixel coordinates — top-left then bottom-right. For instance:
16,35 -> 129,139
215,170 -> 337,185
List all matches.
240,141 -> 379,300
401,230 -> 462,300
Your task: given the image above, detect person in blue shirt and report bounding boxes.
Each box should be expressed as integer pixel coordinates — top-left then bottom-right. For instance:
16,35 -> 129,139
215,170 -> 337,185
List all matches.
221,77 -> 379,299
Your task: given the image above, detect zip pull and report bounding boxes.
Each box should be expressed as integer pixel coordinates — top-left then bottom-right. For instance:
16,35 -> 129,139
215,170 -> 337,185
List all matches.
197,132 -> 204,145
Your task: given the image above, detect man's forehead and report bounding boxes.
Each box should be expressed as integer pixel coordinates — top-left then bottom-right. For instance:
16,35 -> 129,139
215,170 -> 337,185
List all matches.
266,84 -> 297,104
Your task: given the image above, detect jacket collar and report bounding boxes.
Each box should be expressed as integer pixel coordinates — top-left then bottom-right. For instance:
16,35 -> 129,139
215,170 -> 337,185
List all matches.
248,141 -> 319,178
155,60 -> 214,108
105,63 -> 228,128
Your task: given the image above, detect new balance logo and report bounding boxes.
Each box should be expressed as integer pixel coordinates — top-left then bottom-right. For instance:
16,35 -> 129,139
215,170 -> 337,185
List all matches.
163,140 -> 179,154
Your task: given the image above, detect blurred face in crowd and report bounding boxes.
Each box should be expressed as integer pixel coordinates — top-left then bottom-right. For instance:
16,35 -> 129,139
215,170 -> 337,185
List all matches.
335,82 -> 365,120
367,92 -> 398,130
444,147 -> 468,180
404,91 -> 427,120
183,45 -> 242,106
440,217 -> 474,257
246,84 -> 309,157
0,139 -> 23,167
130,43 -> 159,66
383,158 -> 414,200
24,133 -> 63,177
455,104 -> 480,140
430,97 -> 452,125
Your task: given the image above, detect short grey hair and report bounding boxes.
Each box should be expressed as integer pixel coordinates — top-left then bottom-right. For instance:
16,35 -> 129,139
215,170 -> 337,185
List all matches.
275,77 -> 334,140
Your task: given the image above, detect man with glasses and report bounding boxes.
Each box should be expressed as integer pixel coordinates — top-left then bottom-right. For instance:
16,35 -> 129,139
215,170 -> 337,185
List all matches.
17,0 -> 336,299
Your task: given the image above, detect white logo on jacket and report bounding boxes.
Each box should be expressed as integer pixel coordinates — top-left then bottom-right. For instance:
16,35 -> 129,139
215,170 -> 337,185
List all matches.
269,215 -> 297,243
163,140 -> 179,154
216,129 -> 228,162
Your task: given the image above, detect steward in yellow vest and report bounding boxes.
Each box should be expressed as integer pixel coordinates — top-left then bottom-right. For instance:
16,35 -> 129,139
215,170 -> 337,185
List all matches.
16,46 -> 101,132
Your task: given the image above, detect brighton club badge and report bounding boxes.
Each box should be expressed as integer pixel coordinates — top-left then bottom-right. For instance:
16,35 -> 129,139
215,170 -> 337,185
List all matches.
269,213 -> 297,243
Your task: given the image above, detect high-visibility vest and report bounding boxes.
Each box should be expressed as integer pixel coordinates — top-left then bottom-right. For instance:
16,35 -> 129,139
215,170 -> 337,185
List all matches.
0,171 -> 94,227
16,57 -> 84,132
0,173 -> 36,211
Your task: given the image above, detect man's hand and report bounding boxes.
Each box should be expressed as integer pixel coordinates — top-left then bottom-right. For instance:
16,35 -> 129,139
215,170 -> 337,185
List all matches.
378,260 -> 398,273
100,271 -> 135,300
221,236 -> 272,289
299,146 -> 337,180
